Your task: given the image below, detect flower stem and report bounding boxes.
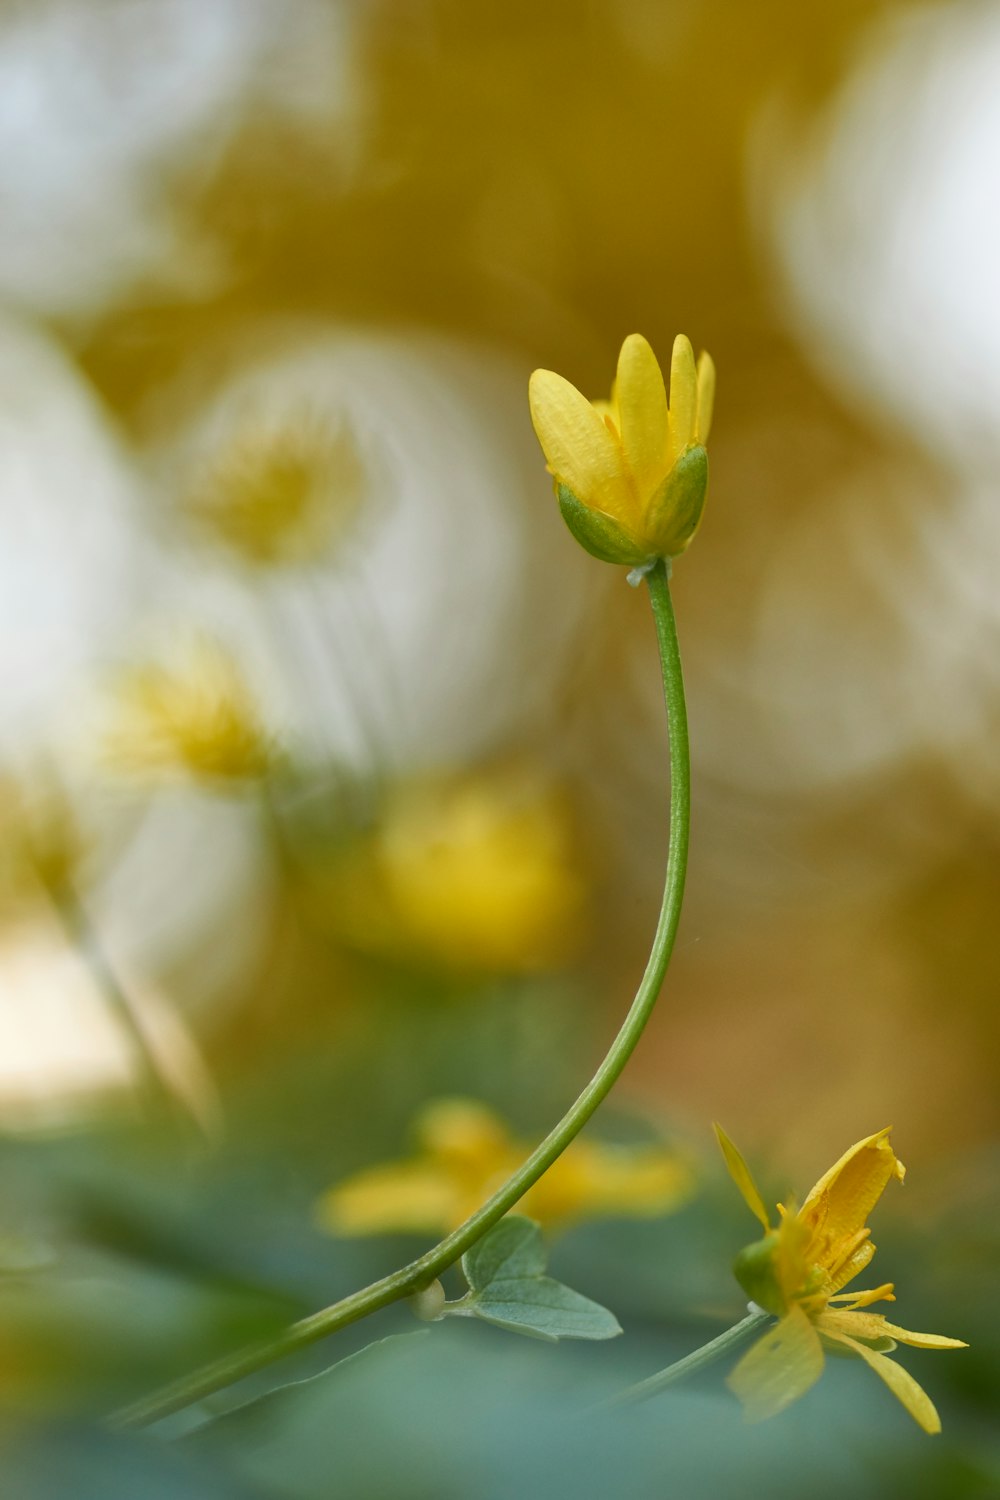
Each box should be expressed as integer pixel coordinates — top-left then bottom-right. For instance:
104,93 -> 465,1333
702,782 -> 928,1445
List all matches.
54,886 -> 174,1118
613,1309 -> 771,1406
108,559 -> 691,1430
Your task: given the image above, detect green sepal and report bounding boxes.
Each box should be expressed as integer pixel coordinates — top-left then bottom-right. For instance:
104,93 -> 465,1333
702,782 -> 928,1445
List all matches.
733,1233 -> 785,1317
646,445 -> 708,557
456,1215 -> 622,1343
556,484 -> 650,566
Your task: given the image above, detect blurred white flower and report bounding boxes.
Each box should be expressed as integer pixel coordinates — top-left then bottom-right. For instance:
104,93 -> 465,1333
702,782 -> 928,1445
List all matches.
141,324 -> 594,772
0,309 -> 146,758
769,1 -> 1000,476
0,309 -> 271,1022
0,0 -> 362,318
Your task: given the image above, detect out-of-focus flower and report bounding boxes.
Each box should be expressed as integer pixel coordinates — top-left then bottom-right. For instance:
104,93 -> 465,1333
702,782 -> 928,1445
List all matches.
182,408 -> 367,568
772,3 -> 1000,479
529,333 -> 714,565
105,637 -> 273,783
0,772 -> 83,907
318,1098 -> 694,1236
0,311 -> 148,761
0,0 -> 363,319
310,767 -> 586,974
716,1125 -> 966,1432
146,326 -> 592,772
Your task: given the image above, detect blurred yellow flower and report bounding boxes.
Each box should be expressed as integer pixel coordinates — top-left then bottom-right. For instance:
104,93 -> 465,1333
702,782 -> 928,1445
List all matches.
0,772 -> 82,905
105,638 -> 273,783
716,1125 -> 966,1433
184,412 -> 367,568
313,768 -> 586,974
319,1098 -> 694,1236
529,333 -> 714,565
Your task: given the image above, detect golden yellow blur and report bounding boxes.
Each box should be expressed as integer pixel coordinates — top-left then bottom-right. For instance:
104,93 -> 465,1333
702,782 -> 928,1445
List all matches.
319,1097 -> 693,1236
183,412 -> 368,569
309,768 -> 587,974
0,773 -> 83,906
104,638 -> 273,783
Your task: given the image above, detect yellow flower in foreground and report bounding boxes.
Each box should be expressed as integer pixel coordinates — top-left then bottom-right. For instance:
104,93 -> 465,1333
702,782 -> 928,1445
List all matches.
105,638 -> 273,783
529,333 -> 714,566
313,768 -> 586,974
716,1125 -> 966,1433
319,1098 -> 693,1236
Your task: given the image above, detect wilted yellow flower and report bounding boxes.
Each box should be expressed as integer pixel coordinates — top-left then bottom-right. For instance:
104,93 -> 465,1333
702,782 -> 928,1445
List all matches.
319,1098 -> 693,1236
313,768 -> 586,974
716,1125 -> 966,1433
105,638 -> 273,783
529,333 -> 714,565
184,411 -> 367,568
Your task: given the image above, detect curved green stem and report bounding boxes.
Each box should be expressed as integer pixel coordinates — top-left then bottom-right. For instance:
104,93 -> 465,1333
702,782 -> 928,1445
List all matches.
109,559 -> 690,1430
612,1308 -> 771,1405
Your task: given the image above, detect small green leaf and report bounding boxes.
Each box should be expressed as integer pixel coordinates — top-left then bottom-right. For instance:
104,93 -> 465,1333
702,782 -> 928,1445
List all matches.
458,1217 -> 621,1343
474,1274 -> 622,1342
556,484 -> 649,565
462,1215 -> 546,1290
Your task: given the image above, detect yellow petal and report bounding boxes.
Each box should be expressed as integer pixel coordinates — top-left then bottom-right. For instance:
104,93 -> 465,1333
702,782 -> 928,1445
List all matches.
528,369 -> 635,525
875,1321 -> 967,1351
614,334 -> 669,498
817,1308 -> 897,1345
696,351 -> 716,443
800,1129 -> 904,1264
714,1123 -> 771,1232
527,1138 -> 693,1225
667,335 -> 698,462
317,1161 -> 461,1236
415,1098 -> 512,1166
819,1308 -> 966,1353
826,1233 -> 876,1292
822,1330 -> 942,1434
727,1305 -> 825,1422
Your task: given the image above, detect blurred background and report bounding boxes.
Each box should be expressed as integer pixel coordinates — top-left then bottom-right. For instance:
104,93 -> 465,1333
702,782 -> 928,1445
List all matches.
0,0 -> 998,1494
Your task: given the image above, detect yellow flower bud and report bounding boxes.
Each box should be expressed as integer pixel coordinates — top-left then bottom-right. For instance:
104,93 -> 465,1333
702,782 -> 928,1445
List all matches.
529,333 -> 714,565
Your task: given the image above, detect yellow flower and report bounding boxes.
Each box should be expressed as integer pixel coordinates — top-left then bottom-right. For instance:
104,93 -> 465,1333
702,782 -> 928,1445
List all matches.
529,333 -> 714,565
318,1098 -> 693,1236
183,411 -> 367,568
312,768 -> 587,975
716,1125 -> 966,1433
0,772 -> 83,903
105,638 -> 273,783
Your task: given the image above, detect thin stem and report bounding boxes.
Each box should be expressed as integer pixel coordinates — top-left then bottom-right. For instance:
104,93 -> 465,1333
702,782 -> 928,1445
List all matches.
109,559 -> 690,1430
612,1309 -> 771,1406
54,886 -> 173,1117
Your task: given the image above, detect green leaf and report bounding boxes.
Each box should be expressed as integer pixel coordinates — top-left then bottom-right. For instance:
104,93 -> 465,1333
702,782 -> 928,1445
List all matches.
183,1333 -> 430,1436
556,484 -> 649,566
458,1216 -> 621,1343
462,1214 -> 546,1289
473,1274 -> 622,1342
